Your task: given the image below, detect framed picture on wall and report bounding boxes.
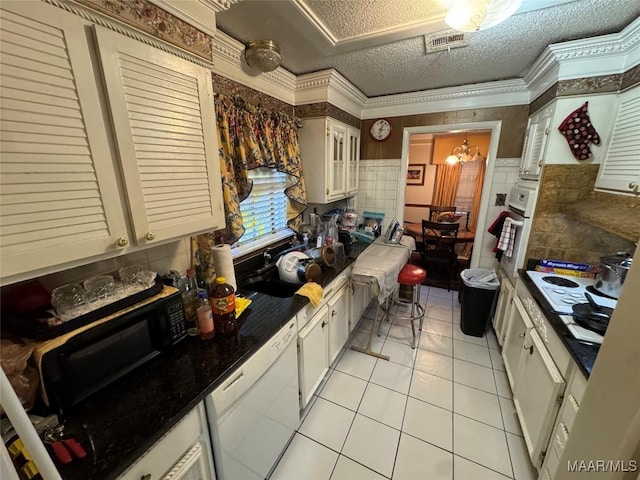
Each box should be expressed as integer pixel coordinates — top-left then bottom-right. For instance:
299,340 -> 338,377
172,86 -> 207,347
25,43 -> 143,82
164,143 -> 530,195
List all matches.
407,164 -> 426,185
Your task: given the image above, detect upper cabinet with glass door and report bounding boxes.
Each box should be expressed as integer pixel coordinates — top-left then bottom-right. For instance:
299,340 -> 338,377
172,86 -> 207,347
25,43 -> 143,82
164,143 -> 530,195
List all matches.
299,117 -> 360,203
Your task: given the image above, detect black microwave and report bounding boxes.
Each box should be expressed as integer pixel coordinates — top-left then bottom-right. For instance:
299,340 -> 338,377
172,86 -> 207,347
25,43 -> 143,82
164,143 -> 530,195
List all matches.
35,287 -> 186,415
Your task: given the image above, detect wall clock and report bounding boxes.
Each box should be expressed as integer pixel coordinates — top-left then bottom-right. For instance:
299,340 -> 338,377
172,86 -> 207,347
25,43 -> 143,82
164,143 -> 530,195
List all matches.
370,118 -> 392,141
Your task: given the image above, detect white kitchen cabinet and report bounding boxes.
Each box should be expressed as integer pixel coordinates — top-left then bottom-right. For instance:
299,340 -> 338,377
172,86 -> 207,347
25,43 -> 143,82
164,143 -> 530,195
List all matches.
501,296 -> 532,387
595,85 -> 640,194
492,271 -> 515,346
94,27 -> 225,245
0,3 -> 224,283
328,284 -> 349,365
297,304 -> 329,408
118,402 -> 216,480
0,2 -> 128,280
519,105 -> 554,179
512,327 -> 565,469
298,117 -> 360,203
541,364 -> 587,479
346,127 -> 360,195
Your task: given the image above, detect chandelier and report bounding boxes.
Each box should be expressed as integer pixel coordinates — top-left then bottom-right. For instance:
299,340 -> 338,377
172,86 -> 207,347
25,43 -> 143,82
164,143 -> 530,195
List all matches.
445,0 -> 523,32
445,135 -> 483,164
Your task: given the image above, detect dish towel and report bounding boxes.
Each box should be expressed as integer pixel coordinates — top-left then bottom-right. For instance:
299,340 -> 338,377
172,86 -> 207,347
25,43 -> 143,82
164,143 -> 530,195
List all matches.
296,282 -> 323,307
497,218 -> 517,258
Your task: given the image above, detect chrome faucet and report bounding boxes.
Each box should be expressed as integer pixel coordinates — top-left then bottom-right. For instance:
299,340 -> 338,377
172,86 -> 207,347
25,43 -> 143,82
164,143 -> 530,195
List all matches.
263,249 -> 272,265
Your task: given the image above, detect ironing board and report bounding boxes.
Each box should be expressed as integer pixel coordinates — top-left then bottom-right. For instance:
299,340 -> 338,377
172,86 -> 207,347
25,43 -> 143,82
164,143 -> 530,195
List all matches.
350,235 -> 415,360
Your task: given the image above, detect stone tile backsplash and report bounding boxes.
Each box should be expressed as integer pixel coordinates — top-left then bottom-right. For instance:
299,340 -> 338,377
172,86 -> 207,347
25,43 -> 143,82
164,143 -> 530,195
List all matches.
525,164 -> 637,264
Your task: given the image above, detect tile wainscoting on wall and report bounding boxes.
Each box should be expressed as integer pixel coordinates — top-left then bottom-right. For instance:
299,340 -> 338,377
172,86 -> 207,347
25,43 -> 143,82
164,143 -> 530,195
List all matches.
357,160 -> 403,226
478,158 -> 521,269
356,158 -> 521,271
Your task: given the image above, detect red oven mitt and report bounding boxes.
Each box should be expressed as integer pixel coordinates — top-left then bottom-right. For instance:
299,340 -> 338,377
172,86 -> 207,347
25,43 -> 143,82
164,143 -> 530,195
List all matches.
557,101 -> 600,160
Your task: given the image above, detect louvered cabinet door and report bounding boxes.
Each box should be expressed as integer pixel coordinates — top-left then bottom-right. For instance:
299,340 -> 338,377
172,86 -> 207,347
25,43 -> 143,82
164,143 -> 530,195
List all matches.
596,86 -> 640,194
93,27 -> 224,245
0,2 -> 128,281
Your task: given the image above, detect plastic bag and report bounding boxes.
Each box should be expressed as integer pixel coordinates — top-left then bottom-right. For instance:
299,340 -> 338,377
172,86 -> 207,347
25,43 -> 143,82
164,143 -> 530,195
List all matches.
0,339 -> 39,412
461,269 -> 500,290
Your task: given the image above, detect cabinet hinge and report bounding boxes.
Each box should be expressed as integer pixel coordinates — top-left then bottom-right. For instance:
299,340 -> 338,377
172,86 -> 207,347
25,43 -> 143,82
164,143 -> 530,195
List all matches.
539,450 -> 546,464
544,127 -> 550,135
556,394 -> 564,405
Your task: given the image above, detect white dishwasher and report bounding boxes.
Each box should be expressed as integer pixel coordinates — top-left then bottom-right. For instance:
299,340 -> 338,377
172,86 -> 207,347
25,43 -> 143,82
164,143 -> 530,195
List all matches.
206,319 -> 299,480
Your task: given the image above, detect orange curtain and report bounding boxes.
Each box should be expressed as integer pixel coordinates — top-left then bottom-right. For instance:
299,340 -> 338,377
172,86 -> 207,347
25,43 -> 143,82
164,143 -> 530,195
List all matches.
469,159 -> 486,231
432,163 -> 462,207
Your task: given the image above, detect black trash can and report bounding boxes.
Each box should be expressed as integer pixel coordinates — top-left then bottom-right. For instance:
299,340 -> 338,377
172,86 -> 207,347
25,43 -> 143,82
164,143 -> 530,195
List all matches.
458,269 -> 500,337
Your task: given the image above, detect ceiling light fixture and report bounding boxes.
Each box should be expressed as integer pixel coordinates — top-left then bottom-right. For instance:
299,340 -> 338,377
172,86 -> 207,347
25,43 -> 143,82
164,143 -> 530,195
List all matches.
444,0 -> 523,32
445,135 -> 484,164
244,40 -> 281,73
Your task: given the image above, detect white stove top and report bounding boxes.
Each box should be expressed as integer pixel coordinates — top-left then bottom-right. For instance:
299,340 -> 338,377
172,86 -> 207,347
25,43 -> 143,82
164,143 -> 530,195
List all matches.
526,271 -> 617,344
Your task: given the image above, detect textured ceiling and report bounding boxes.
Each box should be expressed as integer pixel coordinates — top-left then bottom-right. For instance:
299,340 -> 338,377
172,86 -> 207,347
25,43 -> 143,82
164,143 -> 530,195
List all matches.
216,0 -> 640,97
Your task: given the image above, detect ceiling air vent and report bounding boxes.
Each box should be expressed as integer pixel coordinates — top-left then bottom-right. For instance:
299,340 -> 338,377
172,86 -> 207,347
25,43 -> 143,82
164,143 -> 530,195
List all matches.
424,30 -> 470,53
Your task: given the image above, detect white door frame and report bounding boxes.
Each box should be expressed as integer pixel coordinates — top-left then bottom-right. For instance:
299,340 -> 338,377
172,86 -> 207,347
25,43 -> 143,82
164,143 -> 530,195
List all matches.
398,121 -> 503,270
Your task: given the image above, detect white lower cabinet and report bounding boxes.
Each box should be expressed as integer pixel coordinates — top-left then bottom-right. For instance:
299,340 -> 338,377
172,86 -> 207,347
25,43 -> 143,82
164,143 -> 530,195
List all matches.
493,272 -> 515,346
297,305 -> 330,409
501,278 -> 569,471
512,328 -> 565,469
297,269 -> 353,409
117,402 -> 215,480
502,296 -> 531,387
328,284 -> 350,365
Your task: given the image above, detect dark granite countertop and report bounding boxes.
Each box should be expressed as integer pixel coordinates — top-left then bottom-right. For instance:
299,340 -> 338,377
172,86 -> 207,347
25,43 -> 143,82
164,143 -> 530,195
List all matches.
54,253 -> 359,480
518,269 -> 599,378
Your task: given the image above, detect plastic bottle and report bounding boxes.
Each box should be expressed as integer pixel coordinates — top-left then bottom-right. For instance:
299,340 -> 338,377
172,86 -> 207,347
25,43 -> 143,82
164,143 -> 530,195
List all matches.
196,290 -> 214,340
183,269 -> 199,336
210,276 -> 237,334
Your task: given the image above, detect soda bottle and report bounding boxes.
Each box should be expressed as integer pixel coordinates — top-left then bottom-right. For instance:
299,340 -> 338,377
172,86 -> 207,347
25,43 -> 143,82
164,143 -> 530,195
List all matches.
196,290 -> 214,340
210,277 -> 236,334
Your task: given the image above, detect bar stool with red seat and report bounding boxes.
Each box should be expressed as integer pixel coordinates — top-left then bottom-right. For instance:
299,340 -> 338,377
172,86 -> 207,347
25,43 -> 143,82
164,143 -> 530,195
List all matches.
387,263 -> 426,348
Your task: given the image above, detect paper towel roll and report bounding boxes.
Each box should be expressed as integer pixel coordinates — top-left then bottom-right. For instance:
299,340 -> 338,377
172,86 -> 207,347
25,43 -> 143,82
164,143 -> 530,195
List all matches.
211,244 -> 237,291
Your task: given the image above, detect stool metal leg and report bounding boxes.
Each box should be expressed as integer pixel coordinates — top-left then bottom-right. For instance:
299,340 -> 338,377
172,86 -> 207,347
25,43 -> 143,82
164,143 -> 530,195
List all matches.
351,300 -> 390,361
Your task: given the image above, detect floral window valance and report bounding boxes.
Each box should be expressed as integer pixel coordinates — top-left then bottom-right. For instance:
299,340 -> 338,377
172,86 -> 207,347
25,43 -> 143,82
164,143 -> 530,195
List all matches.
192,94 -> 307,282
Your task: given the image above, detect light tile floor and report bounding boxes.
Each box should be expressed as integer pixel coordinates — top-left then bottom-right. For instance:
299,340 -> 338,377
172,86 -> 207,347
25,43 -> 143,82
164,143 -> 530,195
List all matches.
270,286 -> 539,480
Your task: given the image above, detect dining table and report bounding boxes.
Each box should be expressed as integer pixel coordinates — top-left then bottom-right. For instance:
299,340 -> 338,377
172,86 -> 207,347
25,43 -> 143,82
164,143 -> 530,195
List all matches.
404,222 -> 476,244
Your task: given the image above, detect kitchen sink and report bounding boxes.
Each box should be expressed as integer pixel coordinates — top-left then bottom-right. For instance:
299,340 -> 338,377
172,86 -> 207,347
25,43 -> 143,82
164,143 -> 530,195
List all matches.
245,279 -> 300,298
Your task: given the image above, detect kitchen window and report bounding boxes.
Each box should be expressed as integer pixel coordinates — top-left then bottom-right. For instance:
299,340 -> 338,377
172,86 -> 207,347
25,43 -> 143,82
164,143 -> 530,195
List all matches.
234,167 -> 292,253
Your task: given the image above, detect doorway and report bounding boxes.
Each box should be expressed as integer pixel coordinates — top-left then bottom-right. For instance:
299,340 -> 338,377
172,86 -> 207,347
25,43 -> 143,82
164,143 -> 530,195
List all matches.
397,121 -> 503,271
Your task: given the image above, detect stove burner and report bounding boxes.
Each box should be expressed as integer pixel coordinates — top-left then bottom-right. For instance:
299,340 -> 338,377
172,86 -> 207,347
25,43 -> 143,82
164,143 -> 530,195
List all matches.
542,276 -> 580,288
586,285 -> 617,300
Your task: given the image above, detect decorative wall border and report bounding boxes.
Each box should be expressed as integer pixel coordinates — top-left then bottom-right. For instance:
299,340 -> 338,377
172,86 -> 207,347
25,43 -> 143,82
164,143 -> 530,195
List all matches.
51,0 -> 215,69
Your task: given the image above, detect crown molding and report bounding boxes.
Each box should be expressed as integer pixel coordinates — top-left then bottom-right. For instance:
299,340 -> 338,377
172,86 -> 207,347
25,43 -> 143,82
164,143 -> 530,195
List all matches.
212,30 -> 297,105
52,0 -> 214,69
147,0 -> 222,37
295,70 -> 367,118
525,16 -> 640,101
361,79 -> 530,119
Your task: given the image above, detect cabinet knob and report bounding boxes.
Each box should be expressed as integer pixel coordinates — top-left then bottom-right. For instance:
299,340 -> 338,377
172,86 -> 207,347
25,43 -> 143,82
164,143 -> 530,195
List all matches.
321,321 -> 327,328
629,182 -> 637,189
140,475 -> 151,480
116,237 -> 129,247
332,310 -> 336,317
145,232 -> 155,241
518,332 -> 525,338
523,344 -> 534,355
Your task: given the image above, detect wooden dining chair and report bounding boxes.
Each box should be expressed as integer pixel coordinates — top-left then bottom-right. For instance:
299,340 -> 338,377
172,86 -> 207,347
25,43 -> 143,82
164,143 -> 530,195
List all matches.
421,220 -> 460,291
428,205 -> 457,222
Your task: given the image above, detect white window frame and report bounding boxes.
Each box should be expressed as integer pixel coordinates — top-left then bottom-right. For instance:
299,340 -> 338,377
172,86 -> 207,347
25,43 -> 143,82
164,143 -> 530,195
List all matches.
231,167 -> 294,258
